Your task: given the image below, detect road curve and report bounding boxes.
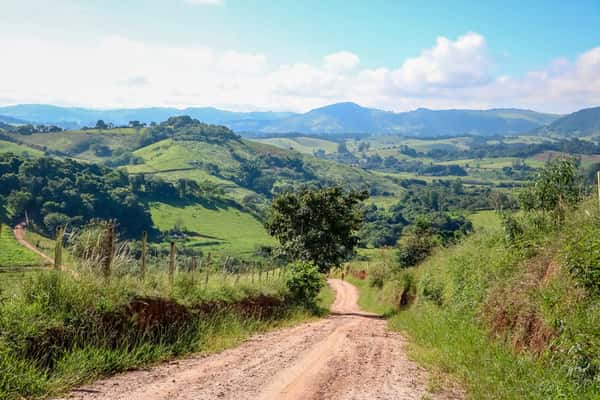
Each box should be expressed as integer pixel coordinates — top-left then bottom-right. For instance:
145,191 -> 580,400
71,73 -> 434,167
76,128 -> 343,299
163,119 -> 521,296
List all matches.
13,223 -> 54,265
59,279 -> 462,400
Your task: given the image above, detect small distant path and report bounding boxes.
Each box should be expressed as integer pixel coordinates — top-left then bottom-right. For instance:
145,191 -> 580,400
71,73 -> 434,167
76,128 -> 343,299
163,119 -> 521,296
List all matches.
13,223 -> 54,265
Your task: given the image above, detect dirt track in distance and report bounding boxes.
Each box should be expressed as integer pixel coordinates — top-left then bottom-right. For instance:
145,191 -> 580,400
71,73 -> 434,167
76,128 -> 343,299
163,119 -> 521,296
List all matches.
59,279 -> 463,400
13,223 -> 54,264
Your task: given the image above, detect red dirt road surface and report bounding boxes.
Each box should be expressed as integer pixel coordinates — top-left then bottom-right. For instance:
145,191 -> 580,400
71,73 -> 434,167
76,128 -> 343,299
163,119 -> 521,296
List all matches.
59,279 -> 462,400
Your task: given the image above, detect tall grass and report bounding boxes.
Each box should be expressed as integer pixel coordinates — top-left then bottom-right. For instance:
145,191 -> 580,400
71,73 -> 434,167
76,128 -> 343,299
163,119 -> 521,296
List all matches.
0,255 -> 325,400
349,202 -> 600,399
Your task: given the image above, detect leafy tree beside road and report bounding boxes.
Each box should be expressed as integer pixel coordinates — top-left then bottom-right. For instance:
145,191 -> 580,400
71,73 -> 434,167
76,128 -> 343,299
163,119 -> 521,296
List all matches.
265,187 -> 369,272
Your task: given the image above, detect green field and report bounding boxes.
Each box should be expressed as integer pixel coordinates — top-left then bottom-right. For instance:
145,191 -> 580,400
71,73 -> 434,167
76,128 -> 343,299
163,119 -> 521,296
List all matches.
0,227 -> 44,268
468,210 -> 501,231
149,201 -> 274,256
0,140 -> 44,157
254,136 -> 338,154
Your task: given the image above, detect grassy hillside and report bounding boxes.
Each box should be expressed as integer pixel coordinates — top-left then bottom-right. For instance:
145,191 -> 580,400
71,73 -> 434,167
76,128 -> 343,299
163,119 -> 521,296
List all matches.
349,202 -> 600,399
0,227 -> 44,268
0,140 -> 44,158
254,136 -> 338,154
0,119 -> 405,257
149,200 -> 274,255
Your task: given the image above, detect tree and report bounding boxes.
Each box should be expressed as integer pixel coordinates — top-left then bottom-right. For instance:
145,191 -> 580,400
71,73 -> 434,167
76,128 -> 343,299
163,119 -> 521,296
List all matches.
95,120 -> 108,130
265,187 -> 369,272
337,142 -> 349,154
519,158 -> 582,220
7,190 -> 32,219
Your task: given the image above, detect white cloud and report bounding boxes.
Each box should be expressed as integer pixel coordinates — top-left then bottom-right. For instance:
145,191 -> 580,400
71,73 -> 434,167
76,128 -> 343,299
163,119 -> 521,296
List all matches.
217,51 -> 267,74
323,51 -> 360,72
0,32 -> 598,113
387,32 -> 491,93
183,0 -> 223,5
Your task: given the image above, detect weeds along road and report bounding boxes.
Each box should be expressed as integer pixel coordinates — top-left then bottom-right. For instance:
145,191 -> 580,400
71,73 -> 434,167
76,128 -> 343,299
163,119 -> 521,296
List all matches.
60,279 -> 462,400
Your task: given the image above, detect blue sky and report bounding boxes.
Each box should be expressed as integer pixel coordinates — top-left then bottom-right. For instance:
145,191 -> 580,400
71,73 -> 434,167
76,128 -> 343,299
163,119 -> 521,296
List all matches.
1,0 -> 599,112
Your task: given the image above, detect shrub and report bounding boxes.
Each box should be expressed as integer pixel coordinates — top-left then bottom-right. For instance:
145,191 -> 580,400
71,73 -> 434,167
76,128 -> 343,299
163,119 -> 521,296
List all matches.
285,261 -> 325,308
518,158 -> 582,221
396,232 -> 438,268
500,212 -> 523,245
563,221 -> 600,293
382,272 -> 415,308
368,263 -> 390,288
420,271 -> 444,306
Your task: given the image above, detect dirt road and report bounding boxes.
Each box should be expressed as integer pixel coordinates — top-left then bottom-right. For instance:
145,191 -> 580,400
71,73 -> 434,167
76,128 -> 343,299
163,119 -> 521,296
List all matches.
13,223 -> 54,264
61,279 -> 462,400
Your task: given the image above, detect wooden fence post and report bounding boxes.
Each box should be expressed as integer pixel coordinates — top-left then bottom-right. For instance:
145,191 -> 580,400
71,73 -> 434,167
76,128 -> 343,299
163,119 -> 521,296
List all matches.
169,241 -> 176,284
54,226 -> 65,270
204,253 -> 211,288
0,223 -> 3,238
223,256 -> 230,284
191,256 -> 197,273
102,223 -> 115,278
234,267 -> 241,286
140,231 -> 147,279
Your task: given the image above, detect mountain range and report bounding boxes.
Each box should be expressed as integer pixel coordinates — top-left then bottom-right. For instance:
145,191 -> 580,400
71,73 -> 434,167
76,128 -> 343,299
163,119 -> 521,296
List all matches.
0,102 -> 590,138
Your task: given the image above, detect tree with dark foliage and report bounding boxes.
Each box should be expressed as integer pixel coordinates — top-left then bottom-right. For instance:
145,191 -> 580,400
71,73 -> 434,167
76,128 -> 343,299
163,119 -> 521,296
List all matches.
265,187 -> 369,272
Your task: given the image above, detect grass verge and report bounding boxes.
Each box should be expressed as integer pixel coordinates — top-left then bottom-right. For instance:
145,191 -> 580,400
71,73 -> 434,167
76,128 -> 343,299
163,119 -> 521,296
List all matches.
349,204 -> 600,399
0,269 -> 331,400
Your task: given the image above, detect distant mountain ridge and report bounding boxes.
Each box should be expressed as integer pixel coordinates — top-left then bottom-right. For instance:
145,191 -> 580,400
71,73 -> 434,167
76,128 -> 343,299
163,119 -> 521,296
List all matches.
535,106 -> 600,137
0,102 -> 563,137
0,104 -> 295,131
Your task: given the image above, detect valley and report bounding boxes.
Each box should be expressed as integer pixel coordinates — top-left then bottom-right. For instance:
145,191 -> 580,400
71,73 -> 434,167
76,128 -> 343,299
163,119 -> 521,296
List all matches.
2,4 -> 600,399
1,103 -> 599,400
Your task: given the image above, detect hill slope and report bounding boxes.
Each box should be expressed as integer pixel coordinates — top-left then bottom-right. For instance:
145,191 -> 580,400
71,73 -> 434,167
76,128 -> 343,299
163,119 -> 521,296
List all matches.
1,116 -> 403,255
536,106 -> 600,137
350,201 -> 600,399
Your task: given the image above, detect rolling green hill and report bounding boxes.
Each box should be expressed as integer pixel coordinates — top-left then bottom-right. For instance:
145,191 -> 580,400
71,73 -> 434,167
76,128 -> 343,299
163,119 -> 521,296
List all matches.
1,117 -> 403,256
0,140 -> 44,158
254,136 -> 338,155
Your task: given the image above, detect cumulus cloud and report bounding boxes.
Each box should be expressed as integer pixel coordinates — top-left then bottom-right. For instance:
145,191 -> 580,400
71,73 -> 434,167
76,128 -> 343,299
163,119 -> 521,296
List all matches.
387,32 -> 491,93
0,32 -> 598,113
323,51 -> 360,72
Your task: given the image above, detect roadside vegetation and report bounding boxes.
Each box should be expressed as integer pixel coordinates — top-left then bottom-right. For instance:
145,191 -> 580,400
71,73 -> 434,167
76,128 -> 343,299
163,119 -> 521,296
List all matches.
0,184 -> 362,400
0,221 -> 330,400
348,159 -> 599,399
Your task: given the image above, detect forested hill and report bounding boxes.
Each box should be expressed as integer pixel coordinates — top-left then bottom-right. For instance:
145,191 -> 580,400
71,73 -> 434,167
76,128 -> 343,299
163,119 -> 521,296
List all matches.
0,153 -> 226,238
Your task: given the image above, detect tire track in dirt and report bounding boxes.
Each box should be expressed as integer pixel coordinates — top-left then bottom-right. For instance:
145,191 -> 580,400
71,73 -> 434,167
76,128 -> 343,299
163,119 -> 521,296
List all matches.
59,279 -> 463,400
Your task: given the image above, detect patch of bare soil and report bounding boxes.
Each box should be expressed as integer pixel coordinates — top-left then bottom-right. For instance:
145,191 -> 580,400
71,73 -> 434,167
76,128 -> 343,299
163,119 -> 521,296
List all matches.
58,279 -> 463,400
